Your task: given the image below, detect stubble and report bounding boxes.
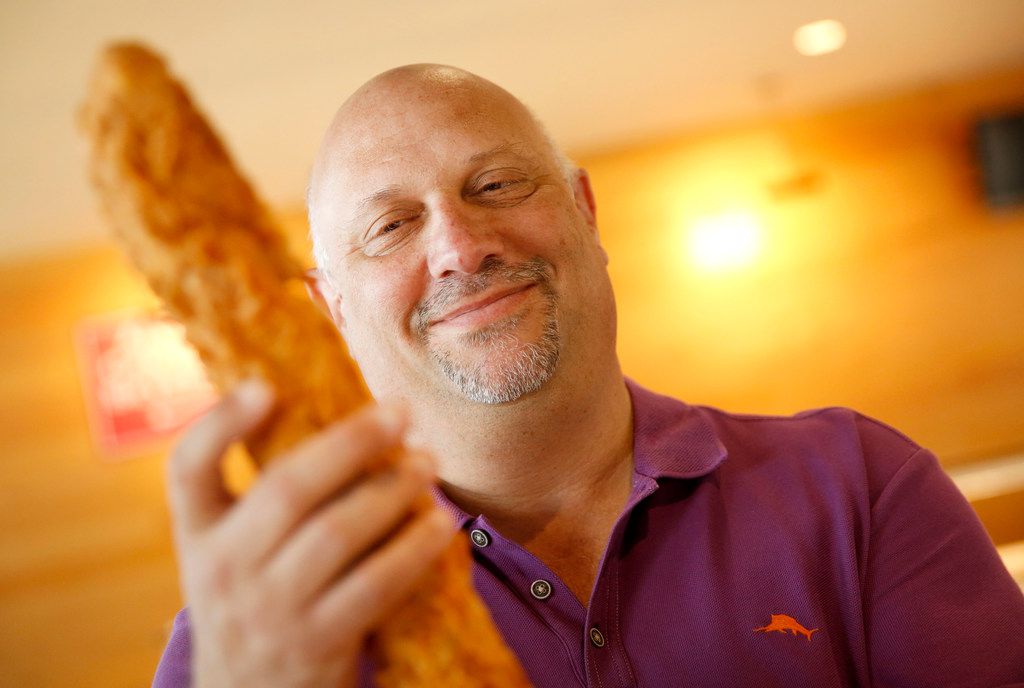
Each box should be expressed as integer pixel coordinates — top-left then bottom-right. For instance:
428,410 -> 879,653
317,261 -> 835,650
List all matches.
413,257 -> 560,404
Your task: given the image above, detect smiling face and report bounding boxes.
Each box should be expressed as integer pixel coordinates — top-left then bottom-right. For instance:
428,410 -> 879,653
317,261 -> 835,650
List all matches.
409,253 -> 561,403
308,65 -> 616,408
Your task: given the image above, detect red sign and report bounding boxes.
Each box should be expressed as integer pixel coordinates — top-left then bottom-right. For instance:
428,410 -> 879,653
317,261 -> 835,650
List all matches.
76,313 -> 218,457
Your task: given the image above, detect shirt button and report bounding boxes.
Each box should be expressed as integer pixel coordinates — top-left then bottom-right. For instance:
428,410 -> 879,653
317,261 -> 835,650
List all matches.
589,627 -> 606,647
530,579 -> 552,600
469,529 -> 490,548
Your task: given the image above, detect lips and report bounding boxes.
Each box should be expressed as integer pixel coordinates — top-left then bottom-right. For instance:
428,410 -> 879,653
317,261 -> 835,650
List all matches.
430,283 -> 536,327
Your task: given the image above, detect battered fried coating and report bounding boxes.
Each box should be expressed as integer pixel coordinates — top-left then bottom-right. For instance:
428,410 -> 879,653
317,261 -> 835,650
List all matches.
79,42 -> 531,688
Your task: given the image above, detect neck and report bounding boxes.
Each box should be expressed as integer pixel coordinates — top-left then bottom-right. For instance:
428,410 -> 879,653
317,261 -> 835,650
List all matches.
414,365 -> 634,541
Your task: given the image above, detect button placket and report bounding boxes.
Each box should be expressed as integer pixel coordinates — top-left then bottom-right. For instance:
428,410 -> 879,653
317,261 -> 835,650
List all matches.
583,502 -> 641,688
530,579 -> 552,600
466,515 -> 591,683
469,529 -> 490,547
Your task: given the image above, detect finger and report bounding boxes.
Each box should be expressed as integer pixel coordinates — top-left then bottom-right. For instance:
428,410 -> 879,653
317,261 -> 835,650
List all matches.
308,506 -> 457,645
168,378 -> 274,536
262,449 -> 435,606
218,402 -> 409,564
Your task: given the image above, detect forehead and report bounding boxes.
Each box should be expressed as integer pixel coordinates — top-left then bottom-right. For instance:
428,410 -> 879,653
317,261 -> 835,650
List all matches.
313,76 -> 553,207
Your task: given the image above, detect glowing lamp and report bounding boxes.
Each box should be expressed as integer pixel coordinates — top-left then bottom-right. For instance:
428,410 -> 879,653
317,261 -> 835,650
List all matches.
793,19 -> 847,57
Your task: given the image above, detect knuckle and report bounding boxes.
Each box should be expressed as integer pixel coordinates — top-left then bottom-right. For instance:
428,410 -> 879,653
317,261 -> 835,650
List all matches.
398,463 -> 429,494
335,407 -> 399,452
242,594 -> 282,638
168,405 -> 230,481
166,453 -> 204,510
313,506 -> 355,552
193,553 -> 236,595
168,439 -> 202,485
356,471 -> 404,520
297,624 -> 339,662
328,416 -> 377,451
381,474 -> 420,513
392,473 -> 431,513
346,567 -> 387,610
168,432 -> 200,481
318,422 -> 361,460
264,471 -> 308,515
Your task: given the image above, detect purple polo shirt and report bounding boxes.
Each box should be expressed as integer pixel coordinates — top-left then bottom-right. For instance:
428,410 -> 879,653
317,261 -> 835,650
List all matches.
154,380 -> 1024,687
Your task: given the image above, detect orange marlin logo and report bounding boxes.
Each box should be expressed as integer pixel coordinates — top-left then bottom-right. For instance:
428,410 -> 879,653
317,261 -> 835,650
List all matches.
753,614 -> 818,641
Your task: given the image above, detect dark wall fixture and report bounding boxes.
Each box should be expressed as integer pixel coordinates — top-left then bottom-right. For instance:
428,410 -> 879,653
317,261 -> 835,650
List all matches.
977,111 -> 1024,209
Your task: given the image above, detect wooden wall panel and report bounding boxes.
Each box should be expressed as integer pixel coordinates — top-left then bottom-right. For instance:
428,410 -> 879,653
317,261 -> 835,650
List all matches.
581,67 -> 1024,464
0,248 -> 181,687
2,66 -> 1023,685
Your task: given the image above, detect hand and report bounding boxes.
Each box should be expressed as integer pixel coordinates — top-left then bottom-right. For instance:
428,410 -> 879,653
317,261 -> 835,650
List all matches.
167,379 -> 454,688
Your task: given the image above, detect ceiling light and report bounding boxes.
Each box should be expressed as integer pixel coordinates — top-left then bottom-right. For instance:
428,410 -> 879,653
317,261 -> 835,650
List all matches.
687,211 -> 764,273
793,19 -> 847,57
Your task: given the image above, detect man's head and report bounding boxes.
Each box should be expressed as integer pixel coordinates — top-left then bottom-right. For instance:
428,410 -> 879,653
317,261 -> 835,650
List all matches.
307,64 -> 617,409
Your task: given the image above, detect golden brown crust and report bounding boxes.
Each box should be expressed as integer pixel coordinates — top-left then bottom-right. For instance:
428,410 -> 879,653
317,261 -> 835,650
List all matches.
79,42 -> 531,687
78,42 -> 368,460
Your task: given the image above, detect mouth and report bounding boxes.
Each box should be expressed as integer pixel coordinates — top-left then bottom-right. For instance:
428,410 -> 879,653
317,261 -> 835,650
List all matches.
430,283 -> 537,329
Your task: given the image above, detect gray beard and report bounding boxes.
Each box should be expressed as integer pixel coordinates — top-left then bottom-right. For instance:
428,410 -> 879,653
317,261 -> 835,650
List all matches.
414,257 -> 560,404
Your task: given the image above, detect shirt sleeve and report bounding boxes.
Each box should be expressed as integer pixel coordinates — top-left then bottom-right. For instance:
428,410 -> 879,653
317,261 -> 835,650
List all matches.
865,447 -> 1024,687
153,608 -> 192,688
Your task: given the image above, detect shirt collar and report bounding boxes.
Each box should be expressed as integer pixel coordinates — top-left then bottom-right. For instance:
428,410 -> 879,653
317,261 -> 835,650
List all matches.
625,378 -> 728,480
430,378 -> 728,528
431,484 -> 474,530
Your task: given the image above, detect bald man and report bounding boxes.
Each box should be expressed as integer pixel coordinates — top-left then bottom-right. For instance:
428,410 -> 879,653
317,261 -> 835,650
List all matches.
154,66 -> 1024,687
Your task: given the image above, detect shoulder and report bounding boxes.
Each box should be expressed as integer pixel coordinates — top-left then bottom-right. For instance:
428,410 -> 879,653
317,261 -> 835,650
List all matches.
634,380 -> 925,495
626,379 -> 930,506
700,404 -> 925,501
697,403 -> 917,452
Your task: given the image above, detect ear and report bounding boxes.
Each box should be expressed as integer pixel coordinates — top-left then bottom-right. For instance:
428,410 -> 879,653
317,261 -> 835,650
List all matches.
571,168 -> 609,264
571,168 -> 598,229
304,268 -> 345,331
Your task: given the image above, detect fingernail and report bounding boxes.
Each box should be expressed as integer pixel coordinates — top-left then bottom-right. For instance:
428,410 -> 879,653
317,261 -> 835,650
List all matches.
405,450 -> 436,480
429,507 -> 457,533
236,378 -> 272,408
377,401 -> 408,435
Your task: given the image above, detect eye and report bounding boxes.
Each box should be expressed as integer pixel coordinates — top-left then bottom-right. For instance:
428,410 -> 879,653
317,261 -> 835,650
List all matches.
361,211 -> 421,257
379,218 -> 404,234
470,170 -> 538,206
480,179 -> 517,193
370,211 -> 417,239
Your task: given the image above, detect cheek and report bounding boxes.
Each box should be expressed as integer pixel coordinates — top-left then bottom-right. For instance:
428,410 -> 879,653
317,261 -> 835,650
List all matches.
336,283 -> 405,396
512,204 -> 581,261
543,207 -> 602,270
339,260 -> 423,350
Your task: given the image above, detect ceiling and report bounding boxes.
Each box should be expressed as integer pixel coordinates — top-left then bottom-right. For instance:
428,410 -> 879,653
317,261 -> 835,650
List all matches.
2,0 -> 1023,261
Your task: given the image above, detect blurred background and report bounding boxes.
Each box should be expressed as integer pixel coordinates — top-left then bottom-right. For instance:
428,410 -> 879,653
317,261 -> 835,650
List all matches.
2,1 -> 1023,685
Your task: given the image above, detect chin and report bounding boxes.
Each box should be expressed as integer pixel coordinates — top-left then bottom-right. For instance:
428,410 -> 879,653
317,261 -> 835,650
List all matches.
431,320 -> 560,405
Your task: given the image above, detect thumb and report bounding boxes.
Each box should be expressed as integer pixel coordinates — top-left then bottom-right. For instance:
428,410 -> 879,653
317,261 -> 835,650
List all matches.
168,378 -> 274,537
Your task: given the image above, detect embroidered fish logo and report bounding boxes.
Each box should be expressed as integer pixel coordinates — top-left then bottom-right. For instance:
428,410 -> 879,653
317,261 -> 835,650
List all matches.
753,614 -> 818,641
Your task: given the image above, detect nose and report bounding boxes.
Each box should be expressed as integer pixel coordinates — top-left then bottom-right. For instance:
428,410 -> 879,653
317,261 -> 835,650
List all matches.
424,198 -> 503,279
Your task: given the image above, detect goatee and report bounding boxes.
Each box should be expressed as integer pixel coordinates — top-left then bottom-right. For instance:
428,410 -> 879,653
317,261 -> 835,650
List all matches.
413,257 -> 560,404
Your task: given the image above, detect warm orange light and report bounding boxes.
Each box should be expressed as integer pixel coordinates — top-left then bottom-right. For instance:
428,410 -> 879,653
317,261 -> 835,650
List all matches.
687,211 -> 764,272
793,19 -> 847,56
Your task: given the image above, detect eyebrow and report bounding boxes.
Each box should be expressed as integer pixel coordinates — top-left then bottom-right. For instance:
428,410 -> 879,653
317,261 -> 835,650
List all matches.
351,143 -> 534,214
354,185 -> 403,214
467,141 -> 533,165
